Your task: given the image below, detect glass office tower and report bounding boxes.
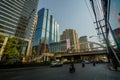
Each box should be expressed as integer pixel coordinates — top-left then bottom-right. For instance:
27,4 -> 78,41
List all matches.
33,8 -> 59,54
0,0 -> 39,59
49,15 -> 60,43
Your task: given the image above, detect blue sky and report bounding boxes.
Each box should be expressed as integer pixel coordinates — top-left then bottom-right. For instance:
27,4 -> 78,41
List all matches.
38,0 -> 98,41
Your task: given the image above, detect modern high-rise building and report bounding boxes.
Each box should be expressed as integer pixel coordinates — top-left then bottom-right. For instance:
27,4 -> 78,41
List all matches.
49,15 -> 59,43
33,8 -> 59,55
30,14 -> 38,55
0,0 -> 39,60
60,29 -> 80,52
79,36 -> 89,52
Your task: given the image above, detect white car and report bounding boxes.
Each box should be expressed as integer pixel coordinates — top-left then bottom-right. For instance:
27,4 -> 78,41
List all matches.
50,61 -> 63,67
84,60 -> 90,64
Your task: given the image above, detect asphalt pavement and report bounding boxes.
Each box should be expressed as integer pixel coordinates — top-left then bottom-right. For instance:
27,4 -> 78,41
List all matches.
0,63 -> 120,80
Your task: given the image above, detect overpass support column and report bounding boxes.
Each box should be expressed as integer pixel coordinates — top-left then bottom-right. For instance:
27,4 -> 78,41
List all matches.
46,56 -> 49,61
71,57 -> 74,62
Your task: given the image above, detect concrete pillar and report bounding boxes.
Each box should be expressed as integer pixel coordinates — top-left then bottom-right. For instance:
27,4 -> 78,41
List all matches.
0,37 -> 8,61
71,57 -> 74,62
46,56 -> 50,61
26,40 -> 32,56
43,56 -> 46,61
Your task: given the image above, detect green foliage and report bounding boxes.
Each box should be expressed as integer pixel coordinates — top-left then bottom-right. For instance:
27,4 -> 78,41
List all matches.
0,35 -> 5,42
4,38 -> 20,59
33,49 -> 36,55
5,48 -> 19,58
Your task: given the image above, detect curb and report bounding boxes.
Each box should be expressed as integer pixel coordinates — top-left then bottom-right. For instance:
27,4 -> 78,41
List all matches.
109,66 -> 120,71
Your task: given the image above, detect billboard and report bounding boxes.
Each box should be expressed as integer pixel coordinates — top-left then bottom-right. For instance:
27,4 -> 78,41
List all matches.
66,39 -> 71,49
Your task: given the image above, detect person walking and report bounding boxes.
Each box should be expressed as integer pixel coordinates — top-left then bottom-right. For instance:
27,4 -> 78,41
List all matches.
93,61 -> 96,66
82,61 -> 85,68
69,62 -> 75,73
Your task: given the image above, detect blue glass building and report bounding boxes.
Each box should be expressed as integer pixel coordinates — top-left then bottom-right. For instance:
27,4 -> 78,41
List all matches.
33,8 -> 59,54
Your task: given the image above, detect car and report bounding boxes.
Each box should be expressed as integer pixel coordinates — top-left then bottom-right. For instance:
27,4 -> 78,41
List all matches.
83,60 -> 90,64
50,61 -> 63,67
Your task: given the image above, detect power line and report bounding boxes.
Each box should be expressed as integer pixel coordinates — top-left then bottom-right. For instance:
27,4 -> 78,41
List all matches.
84,0 -> 95,22
85,0 -> 100,38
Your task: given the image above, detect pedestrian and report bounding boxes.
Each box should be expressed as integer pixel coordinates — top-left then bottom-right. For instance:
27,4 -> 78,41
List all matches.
82,61 -> 85,68
69,62 -> 75,73
93,61 -> 96,66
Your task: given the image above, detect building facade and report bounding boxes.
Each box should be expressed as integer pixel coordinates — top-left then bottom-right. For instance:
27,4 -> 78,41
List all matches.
33,8 -> 59,55
60,29 -> 80,52
79,36 -> 89,52
49,39 -> 71,53
0,0 -> 39,60
30,14 -> 38,55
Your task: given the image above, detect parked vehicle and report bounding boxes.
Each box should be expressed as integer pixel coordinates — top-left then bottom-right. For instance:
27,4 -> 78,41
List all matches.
84,60 -> 90,64
50,61 -> 63,67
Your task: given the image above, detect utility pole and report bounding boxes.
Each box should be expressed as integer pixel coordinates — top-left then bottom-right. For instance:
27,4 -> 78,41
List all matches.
90,0 -> 120,69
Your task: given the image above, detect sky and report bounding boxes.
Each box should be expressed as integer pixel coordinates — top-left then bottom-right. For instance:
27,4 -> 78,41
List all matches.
37,0 -> 99,42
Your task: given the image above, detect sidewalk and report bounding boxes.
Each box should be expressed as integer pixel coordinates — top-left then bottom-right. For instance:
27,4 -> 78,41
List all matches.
109,66 -> 120,71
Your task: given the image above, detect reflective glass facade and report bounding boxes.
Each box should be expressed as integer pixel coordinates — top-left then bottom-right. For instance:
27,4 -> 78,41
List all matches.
49,40 -> 68,53
0,0 -> 39,55
33,8 -> 59,54
0,0 -> 39,40
109,0 -> 120,48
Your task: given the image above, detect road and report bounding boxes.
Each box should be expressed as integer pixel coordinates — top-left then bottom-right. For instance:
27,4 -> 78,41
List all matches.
0,63 -> 120,80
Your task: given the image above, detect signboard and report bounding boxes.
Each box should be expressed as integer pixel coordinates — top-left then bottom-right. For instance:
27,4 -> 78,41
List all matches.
66,39 -> 70,49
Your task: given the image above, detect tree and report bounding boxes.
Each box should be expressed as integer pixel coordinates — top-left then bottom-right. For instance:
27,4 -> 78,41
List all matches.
5,48 -> 19,58
32,48 -> 36,57
3,38 -> 20,61
0,35 -> 5,43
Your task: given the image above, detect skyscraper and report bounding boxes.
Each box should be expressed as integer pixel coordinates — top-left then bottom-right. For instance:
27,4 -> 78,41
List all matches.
49,15 -> 59,43
60,29 -> 80,52
0,0 -> 39,60
33,8 -> 59,54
